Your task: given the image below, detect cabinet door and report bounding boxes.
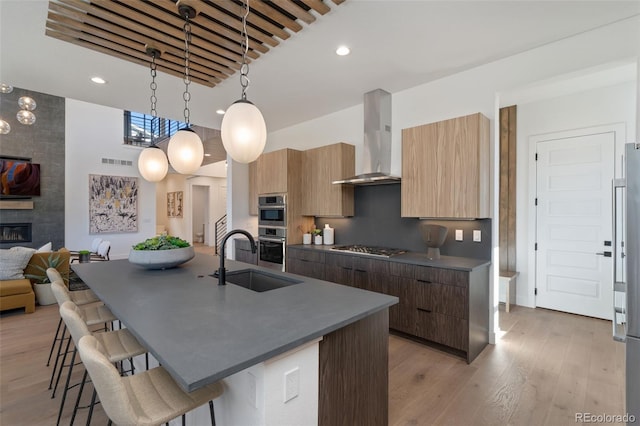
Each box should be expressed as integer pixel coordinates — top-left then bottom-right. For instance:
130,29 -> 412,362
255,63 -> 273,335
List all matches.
431,283 -> 468,319
235,248 -> 257,265
286,248 -> 325,280
415,310 -> 468,351
324,253 -> 353,286
386,276 -> 415,334
248,160 -> 258,215
257,150 -> 288,194
302,143 -> 355,217
401,113 -> 489,218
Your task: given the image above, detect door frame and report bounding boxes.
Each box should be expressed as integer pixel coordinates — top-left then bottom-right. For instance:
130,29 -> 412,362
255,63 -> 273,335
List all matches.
528,123 -> 627,312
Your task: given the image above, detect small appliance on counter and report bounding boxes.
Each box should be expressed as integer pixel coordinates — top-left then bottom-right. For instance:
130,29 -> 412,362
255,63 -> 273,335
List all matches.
323,224 -> 334,245
421,224 -> 448,260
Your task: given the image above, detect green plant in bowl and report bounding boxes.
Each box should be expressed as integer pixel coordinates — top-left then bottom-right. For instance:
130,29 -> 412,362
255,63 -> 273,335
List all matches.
132,235 -> 190,251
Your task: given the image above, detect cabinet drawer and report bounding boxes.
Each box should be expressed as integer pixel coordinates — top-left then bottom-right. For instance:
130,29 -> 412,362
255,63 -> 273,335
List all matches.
325,264 -> 353,286
325,252 -> 353,268
286,258 -> 325,280
415,310 -> 468,351
287,247 -> 325,263
431,283 -> 468,319
388,262 -> 415,278
436,269 -> 468,287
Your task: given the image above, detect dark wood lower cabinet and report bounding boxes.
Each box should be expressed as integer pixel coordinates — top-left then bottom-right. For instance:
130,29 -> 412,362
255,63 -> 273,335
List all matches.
287,246 -> 490,363
234,239 -> 257,265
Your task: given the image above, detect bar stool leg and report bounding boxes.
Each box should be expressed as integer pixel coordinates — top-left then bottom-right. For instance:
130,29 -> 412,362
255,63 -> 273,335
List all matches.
49,325 -> 69,390
70,369 -> 88,426
52,333 -> 72,398
56,347 -> 78,426
209,400 -> 216,426
47,318 -> 63,366
85,389 -> 97,426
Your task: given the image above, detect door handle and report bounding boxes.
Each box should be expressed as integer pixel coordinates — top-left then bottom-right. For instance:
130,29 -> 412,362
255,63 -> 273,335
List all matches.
595,251 -> 612,257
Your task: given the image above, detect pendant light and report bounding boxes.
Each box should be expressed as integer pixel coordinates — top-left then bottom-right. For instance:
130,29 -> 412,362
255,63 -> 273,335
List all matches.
138,46 -> 169,182
167,2 -> 204,175
220,0 -> 266,164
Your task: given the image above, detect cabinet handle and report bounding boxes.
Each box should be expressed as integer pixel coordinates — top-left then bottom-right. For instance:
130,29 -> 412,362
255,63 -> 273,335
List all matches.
355,269 -> 367,273
417,307 -> 432,313
417,279 -> 432,284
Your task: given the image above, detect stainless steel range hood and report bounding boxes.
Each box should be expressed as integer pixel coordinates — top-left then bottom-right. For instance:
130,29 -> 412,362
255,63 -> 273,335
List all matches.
333,89 -> 400,185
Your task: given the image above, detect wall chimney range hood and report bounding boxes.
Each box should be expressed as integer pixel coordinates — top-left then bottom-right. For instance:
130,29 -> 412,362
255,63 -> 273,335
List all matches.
333,89 -> 400,186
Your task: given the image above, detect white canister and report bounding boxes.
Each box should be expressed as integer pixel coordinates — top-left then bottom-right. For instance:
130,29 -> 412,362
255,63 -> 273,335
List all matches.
323,224 -> 334,245
314,235 -> 323,245
303,233 -> 312,244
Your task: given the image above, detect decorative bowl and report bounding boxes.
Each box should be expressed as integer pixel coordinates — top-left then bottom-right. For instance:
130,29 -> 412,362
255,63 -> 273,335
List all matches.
128,246 -> 195,270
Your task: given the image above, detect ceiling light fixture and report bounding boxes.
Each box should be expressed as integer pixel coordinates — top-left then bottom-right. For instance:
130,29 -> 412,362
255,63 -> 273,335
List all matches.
216,109 -> 225,115
167,1 -> 204,175
220,0 -> 266,164
16,96 -> 36,125
0,84 -> 13,93
336,46 -> 350,56
0,119 -> 10,134
138,46 -> 169,183
91,76 -> 107,84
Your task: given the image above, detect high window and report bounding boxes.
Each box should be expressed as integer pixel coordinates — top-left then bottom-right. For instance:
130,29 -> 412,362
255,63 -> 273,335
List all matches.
123,111 -> 187,147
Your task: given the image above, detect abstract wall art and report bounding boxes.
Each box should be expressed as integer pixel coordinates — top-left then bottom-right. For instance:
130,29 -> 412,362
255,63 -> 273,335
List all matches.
167,191 -> 183,218
89,174 -> 138,233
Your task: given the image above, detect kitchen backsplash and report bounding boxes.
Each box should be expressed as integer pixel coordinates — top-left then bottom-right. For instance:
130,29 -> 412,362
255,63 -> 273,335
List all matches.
316,184 -> 491,260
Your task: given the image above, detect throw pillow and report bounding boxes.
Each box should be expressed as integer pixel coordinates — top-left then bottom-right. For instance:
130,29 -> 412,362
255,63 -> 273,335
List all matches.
36,242 -> 52,253
0,246 -> 36,280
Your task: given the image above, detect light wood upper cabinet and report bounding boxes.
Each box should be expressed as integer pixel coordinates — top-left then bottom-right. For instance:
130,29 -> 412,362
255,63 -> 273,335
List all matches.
401,113 -> 490,218
256,149 -> 289,195
303,143 -> 355,217
248,160 -> 258,215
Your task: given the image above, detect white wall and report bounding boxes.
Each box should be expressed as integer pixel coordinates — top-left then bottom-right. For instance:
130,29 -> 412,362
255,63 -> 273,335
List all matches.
513,81 -> 636,308
65,98 -> 156,259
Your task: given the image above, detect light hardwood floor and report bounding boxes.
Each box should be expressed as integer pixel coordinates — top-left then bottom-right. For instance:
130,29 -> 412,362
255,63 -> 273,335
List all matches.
1,304 -> 625,425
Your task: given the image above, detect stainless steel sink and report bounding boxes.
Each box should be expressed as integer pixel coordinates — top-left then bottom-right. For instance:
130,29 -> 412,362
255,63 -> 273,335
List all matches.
225,269 -> 303,292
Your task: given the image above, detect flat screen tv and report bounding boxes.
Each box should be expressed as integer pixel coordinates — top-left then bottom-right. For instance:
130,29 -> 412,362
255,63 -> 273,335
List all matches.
0,159 -> 41,197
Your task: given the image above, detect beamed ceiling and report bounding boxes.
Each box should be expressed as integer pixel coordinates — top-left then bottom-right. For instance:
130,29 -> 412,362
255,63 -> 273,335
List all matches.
45,0 -> 346,88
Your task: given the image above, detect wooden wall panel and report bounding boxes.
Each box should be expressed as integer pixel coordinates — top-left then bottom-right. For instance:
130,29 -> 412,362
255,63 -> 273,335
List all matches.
499,106 -> 517,272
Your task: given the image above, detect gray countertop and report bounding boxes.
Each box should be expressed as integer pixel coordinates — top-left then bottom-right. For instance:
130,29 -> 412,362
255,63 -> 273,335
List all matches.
288,244 -> 491,271
72,254 -> 397,392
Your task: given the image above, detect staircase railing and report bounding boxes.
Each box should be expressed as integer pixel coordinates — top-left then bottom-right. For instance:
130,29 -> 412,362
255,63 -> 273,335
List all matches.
214,214 -> 227,255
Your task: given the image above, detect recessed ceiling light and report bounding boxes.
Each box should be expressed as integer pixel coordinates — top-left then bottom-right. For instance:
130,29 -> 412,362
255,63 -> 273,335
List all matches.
216,109 -> 225,115
336,46 -> 350,56
204,153 -> 211,157
91,76 -> 107,84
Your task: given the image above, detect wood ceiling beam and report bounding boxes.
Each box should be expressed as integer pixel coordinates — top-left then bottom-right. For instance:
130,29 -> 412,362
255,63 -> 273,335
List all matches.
88,0 -> 241,70
248,1 -> 303,32
272,1 -> 316,25
211,1 -> 291,41
45,29 -> 217,87
46,11 -> 229,81
195,1 -> 279,48
300,0 -> 331,16
153,0 -> 269,55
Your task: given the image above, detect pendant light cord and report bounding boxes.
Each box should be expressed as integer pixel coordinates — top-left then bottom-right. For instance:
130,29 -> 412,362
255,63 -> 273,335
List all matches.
239,0 -> 250,101
182,14 -> 193,125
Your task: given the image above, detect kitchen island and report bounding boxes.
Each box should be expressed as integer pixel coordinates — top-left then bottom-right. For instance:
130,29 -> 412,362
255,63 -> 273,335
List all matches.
72,254 -> 397,426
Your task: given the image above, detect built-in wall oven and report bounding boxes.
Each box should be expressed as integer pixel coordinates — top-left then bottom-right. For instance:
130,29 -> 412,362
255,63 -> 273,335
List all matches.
258,227 -> 286,271
258,194 -> 286,228
257,194 -> 287,271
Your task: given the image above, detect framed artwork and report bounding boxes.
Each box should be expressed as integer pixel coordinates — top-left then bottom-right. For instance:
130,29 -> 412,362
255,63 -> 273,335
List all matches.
89,174 -> 138,234
167,191 -> 183,218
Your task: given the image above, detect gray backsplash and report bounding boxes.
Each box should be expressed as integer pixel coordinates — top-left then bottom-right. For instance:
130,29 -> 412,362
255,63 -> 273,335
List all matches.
315,184 -> 491,260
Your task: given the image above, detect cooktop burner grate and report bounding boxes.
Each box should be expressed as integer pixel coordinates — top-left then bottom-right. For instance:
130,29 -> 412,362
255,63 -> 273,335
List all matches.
330,245 -> 407,258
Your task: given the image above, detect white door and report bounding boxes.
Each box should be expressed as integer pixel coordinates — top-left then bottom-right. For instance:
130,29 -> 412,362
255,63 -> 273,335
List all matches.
536,132 -> 615,319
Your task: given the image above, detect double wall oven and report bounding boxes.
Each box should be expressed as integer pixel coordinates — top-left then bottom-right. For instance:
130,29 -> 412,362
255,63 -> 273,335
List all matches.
258,194 -> 286,271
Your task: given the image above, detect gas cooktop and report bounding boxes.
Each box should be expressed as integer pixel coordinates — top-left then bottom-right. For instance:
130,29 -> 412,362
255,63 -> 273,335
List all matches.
330,245 -> 407,258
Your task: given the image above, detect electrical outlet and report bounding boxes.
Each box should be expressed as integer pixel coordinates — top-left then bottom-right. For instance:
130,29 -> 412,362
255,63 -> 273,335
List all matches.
284,367 -> 300,403
473,230 -> 481,242
455,229 -> 463,241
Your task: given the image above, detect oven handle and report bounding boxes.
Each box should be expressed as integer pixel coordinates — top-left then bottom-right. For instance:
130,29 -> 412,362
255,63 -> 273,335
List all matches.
258,204 -> 286,209
258,237 -> 286,243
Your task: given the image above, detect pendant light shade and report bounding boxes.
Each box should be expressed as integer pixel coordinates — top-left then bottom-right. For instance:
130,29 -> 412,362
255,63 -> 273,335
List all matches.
221,100 -> 266,163
168,128 -> 204,174
138,146 -> 169,182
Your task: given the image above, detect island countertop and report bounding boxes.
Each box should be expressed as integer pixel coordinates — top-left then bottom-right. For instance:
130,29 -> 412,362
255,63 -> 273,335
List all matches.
72,254 -> 397,392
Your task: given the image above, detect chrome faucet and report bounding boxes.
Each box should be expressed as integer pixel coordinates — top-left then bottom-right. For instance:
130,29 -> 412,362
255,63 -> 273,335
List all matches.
217,229 -> 257,286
